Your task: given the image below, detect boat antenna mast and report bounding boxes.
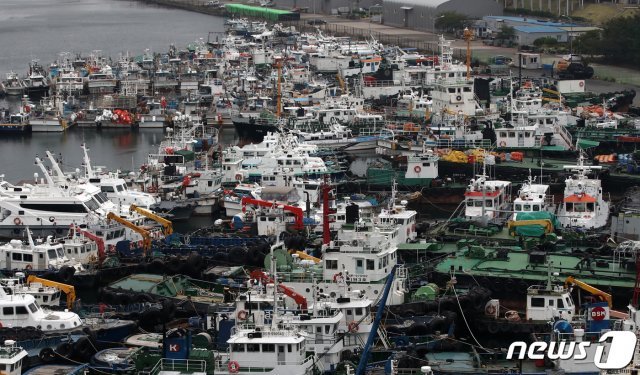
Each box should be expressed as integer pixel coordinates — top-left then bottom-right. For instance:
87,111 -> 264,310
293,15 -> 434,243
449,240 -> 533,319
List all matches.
463,27 -> 473,80
81,143 -> 95,178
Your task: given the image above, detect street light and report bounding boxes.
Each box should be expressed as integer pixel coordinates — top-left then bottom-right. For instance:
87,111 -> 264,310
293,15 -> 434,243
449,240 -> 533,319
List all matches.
430,14 -> 445,34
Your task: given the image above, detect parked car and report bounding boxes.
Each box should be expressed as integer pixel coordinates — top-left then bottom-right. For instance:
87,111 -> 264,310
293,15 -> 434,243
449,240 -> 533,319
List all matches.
307,18 -> 327,25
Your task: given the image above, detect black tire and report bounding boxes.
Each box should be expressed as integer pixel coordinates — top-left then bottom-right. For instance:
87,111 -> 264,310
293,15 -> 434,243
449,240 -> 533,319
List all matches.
55,342 -> 73,357
39,347 -> 56,362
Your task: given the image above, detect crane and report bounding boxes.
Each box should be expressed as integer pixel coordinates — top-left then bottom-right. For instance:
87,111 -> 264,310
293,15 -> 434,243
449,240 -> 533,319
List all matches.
565,276 -> 612,308
241,196 -> 304,231
69,225 -> 106,265
249,269 -> 308,312
26,275 -> 76,310
356,265 -> 398,375
129,204 -> 173,236
106,212 -> 152,256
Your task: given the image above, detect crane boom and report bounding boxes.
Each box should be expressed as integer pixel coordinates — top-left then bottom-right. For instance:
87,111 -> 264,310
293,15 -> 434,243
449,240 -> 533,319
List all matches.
70,225 -> 105,265
249,269 -> 308,311
356,265 -> 398,375
565,276 -> 612,308
241,197 -> 304,230
106,213 -> 152,255
129,204 -> 173,236
26,275 -> 76,310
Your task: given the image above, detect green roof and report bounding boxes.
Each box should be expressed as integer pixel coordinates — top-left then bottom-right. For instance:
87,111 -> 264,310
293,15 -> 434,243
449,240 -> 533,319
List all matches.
225,4 -> 300,21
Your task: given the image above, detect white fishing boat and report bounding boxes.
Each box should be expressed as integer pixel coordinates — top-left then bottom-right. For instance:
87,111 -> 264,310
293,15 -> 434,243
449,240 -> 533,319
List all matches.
511,171 -> 555,220
463,161 -> 512,224
557,152 -> 609,230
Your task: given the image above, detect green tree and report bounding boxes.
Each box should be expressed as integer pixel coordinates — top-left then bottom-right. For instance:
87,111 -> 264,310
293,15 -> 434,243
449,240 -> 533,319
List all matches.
496,25 -> 515,43
599,15 -> 640,65
573,30 -> 601,56
533,36 -> 558,47
434,11 -> 468,33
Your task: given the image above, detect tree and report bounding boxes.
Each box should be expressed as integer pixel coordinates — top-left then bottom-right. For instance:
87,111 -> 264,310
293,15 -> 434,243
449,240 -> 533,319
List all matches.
573,30 -> 601,56
496,25 -> 515,43
533,36 -> 558,47
434,11 -> 468,33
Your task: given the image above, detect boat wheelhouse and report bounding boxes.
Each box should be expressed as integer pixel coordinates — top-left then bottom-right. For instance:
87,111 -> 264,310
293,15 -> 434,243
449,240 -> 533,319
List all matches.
463,168 -> 511,224
557,152 -> 609,230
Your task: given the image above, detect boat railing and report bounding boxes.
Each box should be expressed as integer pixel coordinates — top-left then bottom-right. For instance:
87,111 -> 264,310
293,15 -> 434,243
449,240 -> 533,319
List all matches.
213,355 -> 317,372
424,138 -> 492,149
143,358 -> 207,375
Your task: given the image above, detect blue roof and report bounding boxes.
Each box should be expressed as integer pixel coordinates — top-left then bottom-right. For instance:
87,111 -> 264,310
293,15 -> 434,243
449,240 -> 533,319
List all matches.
513,25 -> 565,33
484,15 -> 578,27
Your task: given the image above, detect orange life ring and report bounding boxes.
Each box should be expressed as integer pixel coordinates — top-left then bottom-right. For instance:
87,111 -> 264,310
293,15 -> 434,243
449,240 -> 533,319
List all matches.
13,218 -> 21,226
332,273 -> 343,283
235,174 -> 243,181
237,310 -> 248,321
228,361 -> 240,373
348,321 -> 359,333
499,141 -> 507,147
414,165 -> 421,173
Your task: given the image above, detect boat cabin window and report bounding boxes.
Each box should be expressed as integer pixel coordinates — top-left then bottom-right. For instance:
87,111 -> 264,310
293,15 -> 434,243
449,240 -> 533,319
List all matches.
326,260 -> 337,269
94,193 -> 108,203
29,302 -> 39,312
85,199 -> 100,212
355,308 -> 363,316
48,249 -> 58,259
3,307 -> 13,315
523,204 -> 531,211
232,344 -> 244,352
557,299 -> 564,308
325,325 -> 330,334
101,186 -> 115,193
530,297 -> 545,307
485,200 -> 493,207
366,260 -> 375,270
533,205 -> 540,211
20,203 -> 88,213
262,344 -> 275,352
16,306 -> 28,315
515,204 -> 522,211
247,344 -> 260,352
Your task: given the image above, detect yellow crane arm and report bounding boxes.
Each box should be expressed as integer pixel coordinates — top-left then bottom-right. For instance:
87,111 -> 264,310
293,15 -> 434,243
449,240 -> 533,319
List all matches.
564,276 -> 612,308
129,204 -> 173,235
107,212 -> 152,254
26,275 -> 76,310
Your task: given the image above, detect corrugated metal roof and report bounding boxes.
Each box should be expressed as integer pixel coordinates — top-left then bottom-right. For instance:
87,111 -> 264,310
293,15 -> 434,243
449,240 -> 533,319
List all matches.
384,0 -> 450,7
513,25 -> 565,33
484,15 -> 578,27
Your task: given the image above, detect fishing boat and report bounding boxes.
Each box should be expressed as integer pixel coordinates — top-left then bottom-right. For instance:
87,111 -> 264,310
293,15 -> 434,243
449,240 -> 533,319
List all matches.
511,171 -> 555,219
556,152 -> 609,230
28,96 -> 69,133
0,340 -> 27,375
462,162 -> 512,224
366,143 -> 439,189
2,72 -> 26,97
0,111 -> 31,135
22,61 -> 50,99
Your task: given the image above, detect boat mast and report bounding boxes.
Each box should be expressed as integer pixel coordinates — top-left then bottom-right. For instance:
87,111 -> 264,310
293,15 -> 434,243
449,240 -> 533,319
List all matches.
45,151 -> 65,182
34,156 -> 56,188
81,143 -> 95,178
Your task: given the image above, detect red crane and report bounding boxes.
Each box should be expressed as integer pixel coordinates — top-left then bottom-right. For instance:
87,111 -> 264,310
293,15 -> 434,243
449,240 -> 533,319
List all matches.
249,269 -> 308,312
69,225 -> 106,265
321,176 -> 335,245
241,196 -> 304,231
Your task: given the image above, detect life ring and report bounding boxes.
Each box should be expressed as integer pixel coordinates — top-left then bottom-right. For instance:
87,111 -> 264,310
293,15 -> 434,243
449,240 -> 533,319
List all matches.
579,81 -> 584,87
348,321 -> 359,333
13,218 -> 21,226
228,361 -> 240,373
237,310 -> 248,321
25,264 -> 33,270
332,273 -> 343,283
414,165 -> 421,173
235,174 -> 243,181
505,310 -> 521,322
485,303 -> 496,316
455,95 -> 462,102
48,216 -> 55,223
499,141 -> 507,147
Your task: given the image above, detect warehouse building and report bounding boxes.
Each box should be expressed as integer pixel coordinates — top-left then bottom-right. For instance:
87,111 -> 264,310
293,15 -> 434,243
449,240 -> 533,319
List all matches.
382,0 -> 503,32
